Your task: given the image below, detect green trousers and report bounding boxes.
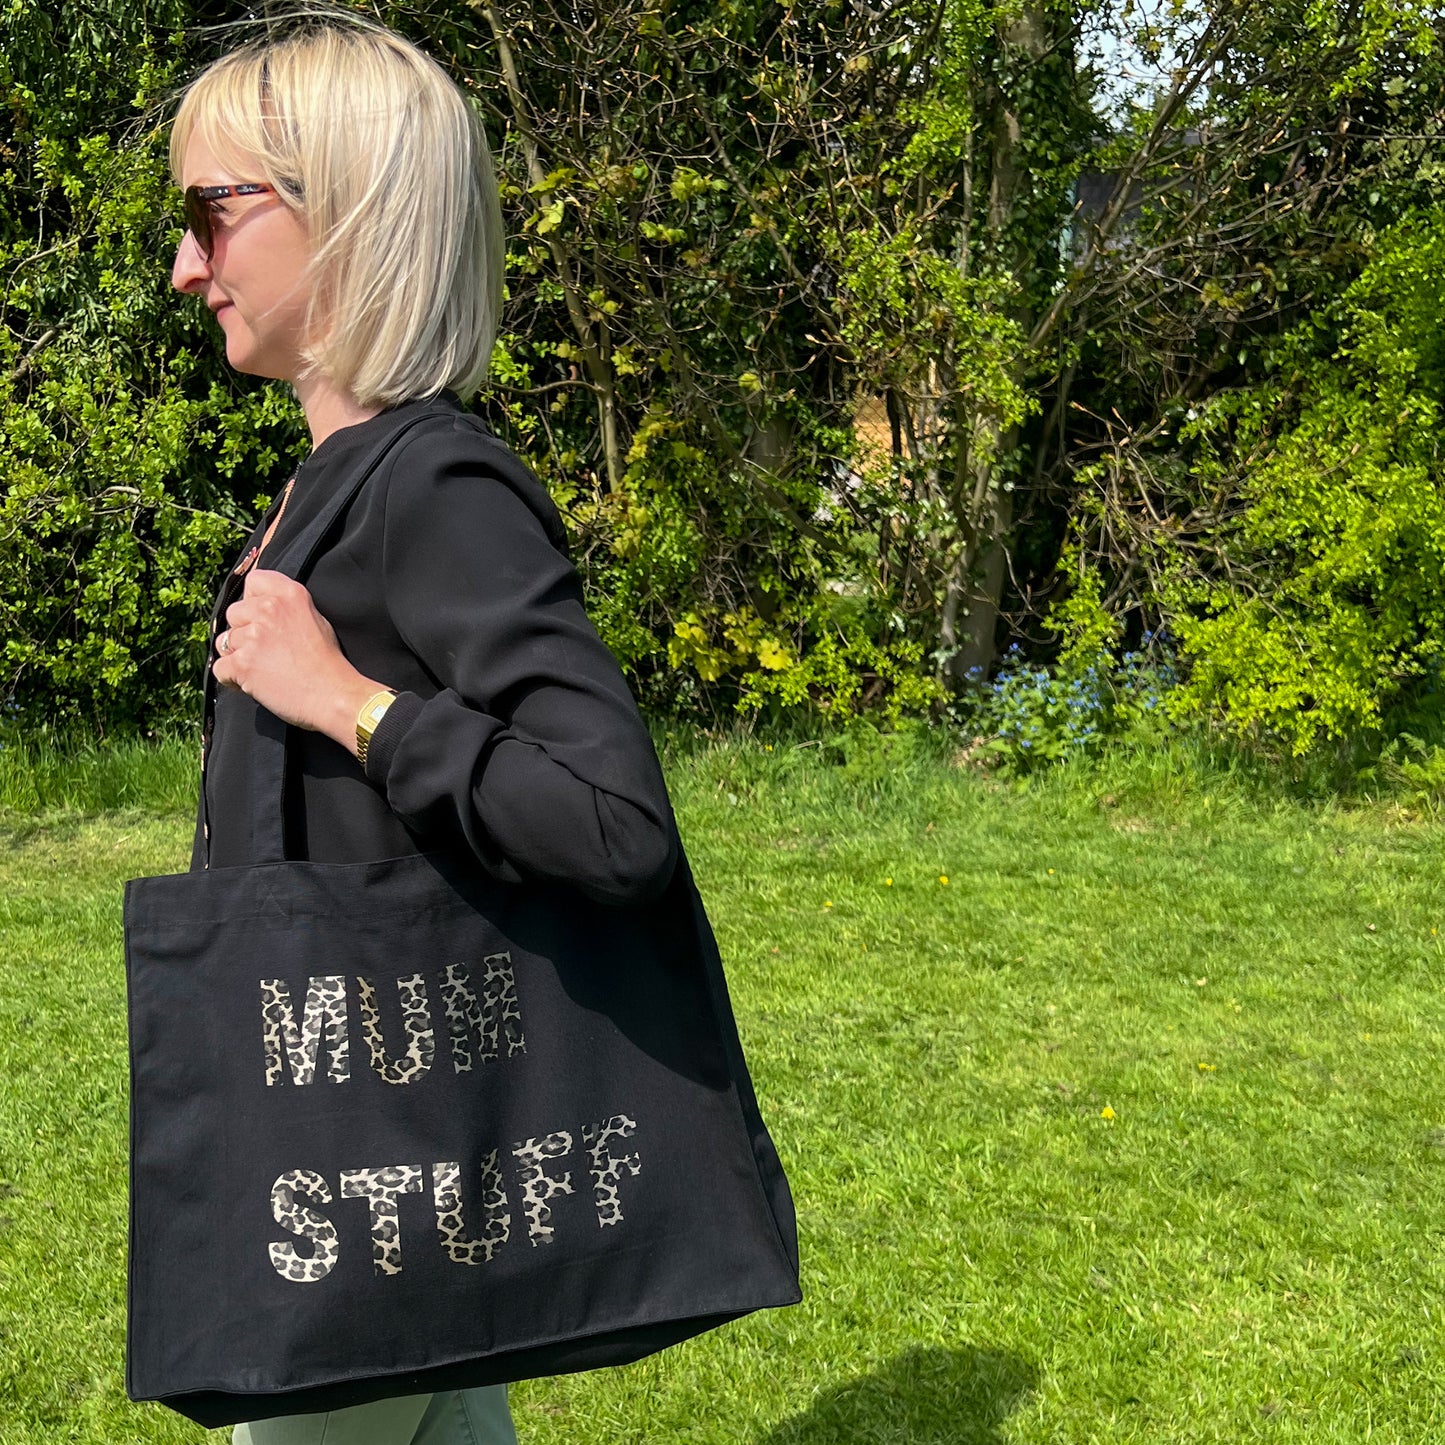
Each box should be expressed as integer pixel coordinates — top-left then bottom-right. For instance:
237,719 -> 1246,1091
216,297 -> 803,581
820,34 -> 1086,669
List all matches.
232,1387 -> 516,1445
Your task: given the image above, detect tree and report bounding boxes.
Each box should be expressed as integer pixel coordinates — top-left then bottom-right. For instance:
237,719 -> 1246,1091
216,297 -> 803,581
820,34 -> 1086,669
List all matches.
1054,2 -> 1445,750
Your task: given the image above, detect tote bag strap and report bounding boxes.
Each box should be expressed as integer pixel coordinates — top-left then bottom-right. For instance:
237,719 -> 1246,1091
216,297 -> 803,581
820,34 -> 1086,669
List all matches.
199,410 -> 439,868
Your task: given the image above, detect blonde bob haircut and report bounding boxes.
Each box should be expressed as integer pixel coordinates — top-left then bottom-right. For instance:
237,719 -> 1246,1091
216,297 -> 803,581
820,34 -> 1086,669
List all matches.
171,14 -> 503,408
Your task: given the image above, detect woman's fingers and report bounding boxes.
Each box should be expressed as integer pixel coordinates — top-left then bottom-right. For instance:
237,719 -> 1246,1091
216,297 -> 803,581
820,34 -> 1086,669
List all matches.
225,569 -> 305,628
209,569 -> 372,741
212,640 -> 242,692
212,618 -> 253,692
212,600 -> 259,689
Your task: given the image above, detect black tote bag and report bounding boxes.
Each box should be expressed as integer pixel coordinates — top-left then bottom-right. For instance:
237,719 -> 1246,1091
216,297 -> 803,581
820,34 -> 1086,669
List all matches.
124,418 -> 801,1428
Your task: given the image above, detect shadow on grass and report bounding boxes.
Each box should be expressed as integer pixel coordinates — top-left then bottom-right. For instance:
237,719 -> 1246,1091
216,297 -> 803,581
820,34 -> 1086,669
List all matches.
755,1344 -> 1037,1445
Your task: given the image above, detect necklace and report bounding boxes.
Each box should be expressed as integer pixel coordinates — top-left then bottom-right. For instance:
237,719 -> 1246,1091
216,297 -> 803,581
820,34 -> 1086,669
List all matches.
231,474 -> 297,577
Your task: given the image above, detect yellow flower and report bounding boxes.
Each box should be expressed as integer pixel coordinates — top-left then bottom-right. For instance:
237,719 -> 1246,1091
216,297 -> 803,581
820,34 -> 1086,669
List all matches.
884,877 -> 893,886
1099,1106 -> 1116,1120
938,874 -> 949,885
823,900 -> 833,909
1047,868 -> 1055,875
1197,1062 -> 1217,1072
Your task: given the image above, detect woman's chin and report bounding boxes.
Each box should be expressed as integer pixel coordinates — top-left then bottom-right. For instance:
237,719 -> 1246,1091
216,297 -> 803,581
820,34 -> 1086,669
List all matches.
224,338 -> 288,382
222,331 -> 258,374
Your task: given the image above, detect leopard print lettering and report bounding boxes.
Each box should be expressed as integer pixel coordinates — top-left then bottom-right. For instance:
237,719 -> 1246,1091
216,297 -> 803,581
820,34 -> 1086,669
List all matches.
357,973 -> 435,1085
431,1154 -> 511,1264
339,1164 -> 424,1276
269,1169 -> 340,1283
510,1132 -> 575,1246
440,954 -> 526,1073
260,976 -> 349,1086
583,1114 -> 641,1228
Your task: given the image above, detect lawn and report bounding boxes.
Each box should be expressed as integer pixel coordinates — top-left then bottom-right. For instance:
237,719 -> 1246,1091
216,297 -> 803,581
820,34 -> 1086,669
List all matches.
3,737 -> 1445,1442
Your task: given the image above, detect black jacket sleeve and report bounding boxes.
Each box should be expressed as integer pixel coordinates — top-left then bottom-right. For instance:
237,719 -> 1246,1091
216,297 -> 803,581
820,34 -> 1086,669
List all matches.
359,423 -> 678,907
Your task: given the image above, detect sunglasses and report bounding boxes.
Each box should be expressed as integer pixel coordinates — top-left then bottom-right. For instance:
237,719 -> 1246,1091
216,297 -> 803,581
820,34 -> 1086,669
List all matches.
182,183 -> 275,261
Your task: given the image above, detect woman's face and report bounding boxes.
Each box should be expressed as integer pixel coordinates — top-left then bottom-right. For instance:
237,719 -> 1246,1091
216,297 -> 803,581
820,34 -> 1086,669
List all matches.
172,135 -> 312,382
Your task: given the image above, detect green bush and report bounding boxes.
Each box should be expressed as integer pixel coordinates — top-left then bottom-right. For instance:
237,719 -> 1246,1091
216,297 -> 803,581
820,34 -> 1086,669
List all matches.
0,7 -> 306,733
1,1 -> 963,734
1132,209 -> 1445,756
7,2 -> 1443,748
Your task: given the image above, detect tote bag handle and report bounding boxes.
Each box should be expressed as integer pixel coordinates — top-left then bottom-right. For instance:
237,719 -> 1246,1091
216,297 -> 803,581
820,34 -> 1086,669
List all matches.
199,411 -> 438,868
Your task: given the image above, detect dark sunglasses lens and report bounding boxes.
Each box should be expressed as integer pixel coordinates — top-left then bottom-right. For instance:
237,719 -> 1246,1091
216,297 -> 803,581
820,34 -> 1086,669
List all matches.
183,189 -> 213,258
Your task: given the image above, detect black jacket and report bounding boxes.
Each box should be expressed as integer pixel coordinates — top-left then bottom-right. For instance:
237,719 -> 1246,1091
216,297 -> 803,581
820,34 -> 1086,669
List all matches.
195,393 -> 679,906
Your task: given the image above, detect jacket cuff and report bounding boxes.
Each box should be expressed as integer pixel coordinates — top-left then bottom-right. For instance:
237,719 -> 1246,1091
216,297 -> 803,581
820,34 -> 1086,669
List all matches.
362,690 -> 427,786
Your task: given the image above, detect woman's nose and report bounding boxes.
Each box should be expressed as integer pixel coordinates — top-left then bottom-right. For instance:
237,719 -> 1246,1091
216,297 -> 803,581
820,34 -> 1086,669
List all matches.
171,228 -> 210,293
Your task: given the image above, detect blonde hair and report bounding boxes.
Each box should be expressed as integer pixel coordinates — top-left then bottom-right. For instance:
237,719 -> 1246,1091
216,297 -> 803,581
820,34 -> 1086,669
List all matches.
171,14 -> 503,407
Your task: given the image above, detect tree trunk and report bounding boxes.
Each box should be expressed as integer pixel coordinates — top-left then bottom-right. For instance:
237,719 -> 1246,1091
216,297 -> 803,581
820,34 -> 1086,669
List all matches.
941,2 -> 1056,683
942,412 -> 1017,680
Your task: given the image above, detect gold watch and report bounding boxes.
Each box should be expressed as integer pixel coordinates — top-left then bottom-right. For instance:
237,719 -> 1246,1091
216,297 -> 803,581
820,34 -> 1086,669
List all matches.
355,689 -> 397,770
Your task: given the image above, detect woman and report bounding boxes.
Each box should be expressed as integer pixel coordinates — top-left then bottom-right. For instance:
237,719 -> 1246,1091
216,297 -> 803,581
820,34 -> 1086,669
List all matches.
170,14 -> 679,1444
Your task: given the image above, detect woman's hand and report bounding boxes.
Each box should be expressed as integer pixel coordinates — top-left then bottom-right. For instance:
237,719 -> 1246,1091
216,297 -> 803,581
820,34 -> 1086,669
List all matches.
213,569 -> 384,757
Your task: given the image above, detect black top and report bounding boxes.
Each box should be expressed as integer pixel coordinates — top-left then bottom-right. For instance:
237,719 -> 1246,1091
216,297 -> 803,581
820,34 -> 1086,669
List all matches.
195,393 -> 678,907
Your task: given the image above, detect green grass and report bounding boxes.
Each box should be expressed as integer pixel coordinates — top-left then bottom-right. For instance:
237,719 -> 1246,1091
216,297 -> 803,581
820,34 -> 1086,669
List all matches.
0,733 -> 197,815
4,737 -> 1445,1441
